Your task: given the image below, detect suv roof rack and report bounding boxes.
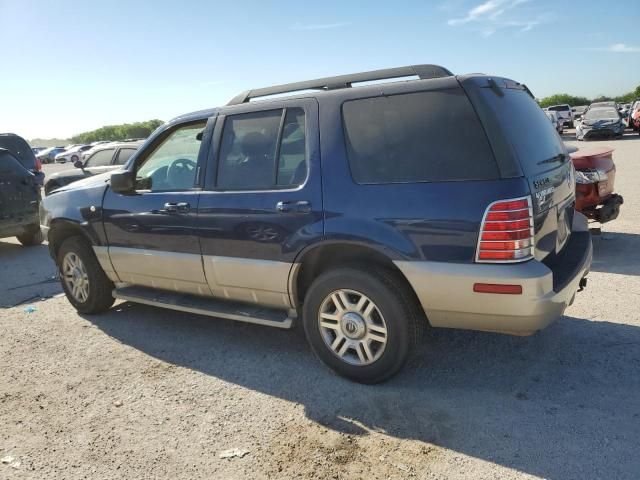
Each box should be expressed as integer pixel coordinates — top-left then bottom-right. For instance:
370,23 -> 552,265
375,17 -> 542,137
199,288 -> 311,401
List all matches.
227,64 -> 454,105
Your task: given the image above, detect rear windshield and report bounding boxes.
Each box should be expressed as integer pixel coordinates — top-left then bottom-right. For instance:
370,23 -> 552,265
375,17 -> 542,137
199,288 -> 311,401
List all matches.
342,88 -> 499,184
0,135 -> 36,168
479,88 -> 566,176
548,105 -> 570,111
584,108 -> 619,120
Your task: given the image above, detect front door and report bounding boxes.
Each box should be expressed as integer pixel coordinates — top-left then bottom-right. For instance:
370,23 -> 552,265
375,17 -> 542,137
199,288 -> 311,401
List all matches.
197,99 -> 322,309
102,119 -> 212,295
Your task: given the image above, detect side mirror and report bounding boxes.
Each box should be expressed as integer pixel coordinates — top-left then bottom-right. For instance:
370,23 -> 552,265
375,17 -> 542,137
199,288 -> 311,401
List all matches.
74,160 -> 84,169
110,170 -> 135,194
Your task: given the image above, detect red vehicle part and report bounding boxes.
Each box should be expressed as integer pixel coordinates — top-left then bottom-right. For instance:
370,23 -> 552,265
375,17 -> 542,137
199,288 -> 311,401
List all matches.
570,146 -> 623,223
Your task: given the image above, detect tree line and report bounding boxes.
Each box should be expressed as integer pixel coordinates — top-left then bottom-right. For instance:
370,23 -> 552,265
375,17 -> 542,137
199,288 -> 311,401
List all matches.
70,119 -> 164,144
538,85 -> 640,108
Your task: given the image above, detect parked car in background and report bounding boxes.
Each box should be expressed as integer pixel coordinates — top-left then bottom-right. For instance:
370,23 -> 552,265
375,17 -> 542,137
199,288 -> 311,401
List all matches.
546,104 -> 574,128
41,65 -> 592,383
572,105 -> 588,121
36,146 -> 66,164
571,146 -> 623,224
81,139 -> 142,160
545,111 -> 563,134
0,133 -> 45,186
31,146 -> 46,155
45,141 -> 142,195
576,107 -> 625,140
628,100 -> 640,131
54,144 -> 92,163
0,148 -> 43,245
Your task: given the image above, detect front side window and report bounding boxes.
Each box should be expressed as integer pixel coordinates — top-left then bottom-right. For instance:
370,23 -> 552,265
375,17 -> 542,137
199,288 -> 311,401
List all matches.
342,89 -> 498,184
85,148 -> 114,167
216,107 -> 307,190
136,122 -> 205,191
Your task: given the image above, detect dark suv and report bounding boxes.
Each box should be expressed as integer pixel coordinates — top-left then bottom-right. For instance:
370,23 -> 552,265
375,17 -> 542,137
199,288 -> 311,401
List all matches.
41,65 -> 592,383
0,133 -> 45,186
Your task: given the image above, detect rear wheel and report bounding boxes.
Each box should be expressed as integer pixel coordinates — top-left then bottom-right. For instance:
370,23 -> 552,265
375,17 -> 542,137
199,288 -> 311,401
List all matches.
17,225 -> 43,246
57,236 -> 115,314
71,155 -> 79,162
302,267 -> 423,383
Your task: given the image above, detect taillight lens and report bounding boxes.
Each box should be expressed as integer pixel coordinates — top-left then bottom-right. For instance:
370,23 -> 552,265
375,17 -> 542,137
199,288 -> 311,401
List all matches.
476,196 -> 534,263
35,158 -> 42,171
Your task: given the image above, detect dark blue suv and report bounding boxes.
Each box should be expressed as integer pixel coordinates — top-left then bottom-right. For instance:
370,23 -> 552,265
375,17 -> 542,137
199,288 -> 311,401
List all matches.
41,65 -> 592,383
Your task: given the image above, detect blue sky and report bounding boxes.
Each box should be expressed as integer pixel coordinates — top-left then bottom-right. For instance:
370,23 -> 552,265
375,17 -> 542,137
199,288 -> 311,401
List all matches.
1,0 -> 639,139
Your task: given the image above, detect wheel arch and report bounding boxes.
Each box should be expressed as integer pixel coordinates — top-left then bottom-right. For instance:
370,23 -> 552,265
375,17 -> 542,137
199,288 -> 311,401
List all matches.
48,219 -> 98,259
290,240 -> 421,313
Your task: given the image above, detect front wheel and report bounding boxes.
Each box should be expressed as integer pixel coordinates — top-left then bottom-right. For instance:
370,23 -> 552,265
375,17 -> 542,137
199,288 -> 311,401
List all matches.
57,236 -> 115,314
302,267 -> 423,383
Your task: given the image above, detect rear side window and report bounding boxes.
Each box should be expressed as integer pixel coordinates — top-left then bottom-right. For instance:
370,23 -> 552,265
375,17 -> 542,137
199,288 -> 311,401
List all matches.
342,89 -> 498,184
479,88 -> 565,176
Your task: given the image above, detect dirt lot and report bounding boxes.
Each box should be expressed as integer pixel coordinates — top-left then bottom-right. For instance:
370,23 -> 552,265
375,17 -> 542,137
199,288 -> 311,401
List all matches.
1,132 -> 639,479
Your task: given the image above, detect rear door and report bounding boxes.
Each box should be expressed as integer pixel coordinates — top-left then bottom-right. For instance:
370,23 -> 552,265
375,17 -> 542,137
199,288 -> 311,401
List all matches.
0,150 -> 39,232
471,83 -> 575,261
196,98 -> 322,309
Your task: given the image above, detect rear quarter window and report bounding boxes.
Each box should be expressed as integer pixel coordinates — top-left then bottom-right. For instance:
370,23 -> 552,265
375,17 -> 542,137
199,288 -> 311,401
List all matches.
342,89 -> 499,184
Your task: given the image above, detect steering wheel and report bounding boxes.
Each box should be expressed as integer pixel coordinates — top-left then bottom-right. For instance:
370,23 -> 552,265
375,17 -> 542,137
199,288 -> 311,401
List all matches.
167,158 -> 197,188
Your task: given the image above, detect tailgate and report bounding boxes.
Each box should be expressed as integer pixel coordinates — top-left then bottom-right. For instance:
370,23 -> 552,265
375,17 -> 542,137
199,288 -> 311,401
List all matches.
527,159 -> 576,260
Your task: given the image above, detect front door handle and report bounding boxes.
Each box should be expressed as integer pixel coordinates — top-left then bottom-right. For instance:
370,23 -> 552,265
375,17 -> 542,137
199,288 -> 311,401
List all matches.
163,202 -> 190,213
276,200 -> 311,214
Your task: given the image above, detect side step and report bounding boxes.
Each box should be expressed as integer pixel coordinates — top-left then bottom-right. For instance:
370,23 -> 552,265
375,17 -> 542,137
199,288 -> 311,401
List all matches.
113,286 -> 295,329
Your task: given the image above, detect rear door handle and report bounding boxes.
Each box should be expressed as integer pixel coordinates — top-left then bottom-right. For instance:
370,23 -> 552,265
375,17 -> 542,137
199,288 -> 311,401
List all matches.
276,200 -> 311,214
163,202 -> 190,213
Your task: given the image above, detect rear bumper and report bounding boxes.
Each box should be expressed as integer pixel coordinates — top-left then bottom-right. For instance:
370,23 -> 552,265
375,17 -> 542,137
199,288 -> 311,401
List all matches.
395,214 -> 592,336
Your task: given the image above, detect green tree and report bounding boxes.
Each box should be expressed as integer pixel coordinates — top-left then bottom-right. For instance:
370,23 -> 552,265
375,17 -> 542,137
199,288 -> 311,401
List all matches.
71,119 -> 164,144
538,94 -> 591,108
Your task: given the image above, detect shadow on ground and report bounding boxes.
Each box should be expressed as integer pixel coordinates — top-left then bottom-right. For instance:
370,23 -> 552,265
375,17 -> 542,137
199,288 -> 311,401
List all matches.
590,232 -> 640,276
85,302 -> 640,480
0,240 -> 61,308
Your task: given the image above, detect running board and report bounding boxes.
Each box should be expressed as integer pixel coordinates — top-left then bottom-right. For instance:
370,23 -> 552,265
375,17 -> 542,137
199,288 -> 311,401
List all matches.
113,286 -> 295,329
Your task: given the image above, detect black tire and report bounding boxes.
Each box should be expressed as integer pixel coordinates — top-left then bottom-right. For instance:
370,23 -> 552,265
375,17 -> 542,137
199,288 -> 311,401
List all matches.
16,225 -> 43,246
71,155 -> 78,162
57,236 -> 115,314
302,266 -> 424,384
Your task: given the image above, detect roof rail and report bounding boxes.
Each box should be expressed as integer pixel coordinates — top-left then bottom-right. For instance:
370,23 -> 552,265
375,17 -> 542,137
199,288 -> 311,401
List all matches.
227,64 -> 453,105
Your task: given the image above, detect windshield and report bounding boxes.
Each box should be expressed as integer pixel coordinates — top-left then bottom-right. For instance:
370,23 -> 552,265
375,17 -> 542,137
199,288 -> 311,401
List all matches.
584,108 -> 619,120
548,105 -> 570,111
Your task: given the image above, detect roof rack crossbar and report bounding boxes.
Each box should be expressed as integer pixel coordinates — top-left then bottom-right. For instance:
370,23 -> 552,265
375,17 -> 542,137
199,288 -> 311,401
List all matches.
227,64 -> 453,105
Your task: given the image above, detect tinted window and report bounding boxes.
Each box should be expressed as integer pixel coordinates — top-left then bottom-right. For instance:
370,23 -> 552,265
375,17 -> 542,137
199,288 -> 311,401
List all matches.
217,108 -> 307,189
85,148 -> 114,167
0,135 -> 36,169
342,89 -> 498,184
0,151 -> 29,176
479,88 -> 565,176
136,122 -> 205,191
115,148 -> 137,165
584,108 -> 619,120
277,108 -> 306,186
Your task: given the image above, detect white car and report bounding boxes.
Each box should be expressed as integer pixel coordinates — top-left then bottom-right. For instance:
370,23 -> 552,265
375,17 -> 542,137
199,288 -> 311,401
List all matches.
546,104 -> 574,128
54,144 -> 92,163
545,111 -> 563,134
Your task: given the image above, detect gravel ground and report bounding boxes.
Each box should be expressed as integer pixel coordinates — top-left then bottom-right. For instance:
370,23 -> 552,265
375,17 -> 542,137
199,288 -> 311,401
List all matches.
1,131 -> 639,479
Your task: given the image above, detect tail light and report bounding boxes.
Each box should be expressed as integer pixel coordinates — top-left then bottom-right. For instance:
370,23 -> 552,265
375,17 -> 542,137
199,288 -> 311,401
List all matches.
476,196 -> 534,263
35,157 -> 42,171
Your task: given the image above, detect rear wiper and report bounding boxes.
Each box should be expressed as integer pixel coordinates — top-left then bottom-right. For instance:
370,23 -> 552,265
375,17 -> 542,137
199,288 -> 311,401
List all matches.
537,153 -> 568,166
